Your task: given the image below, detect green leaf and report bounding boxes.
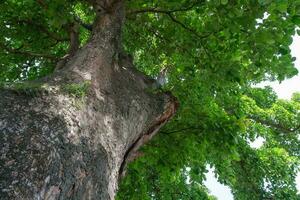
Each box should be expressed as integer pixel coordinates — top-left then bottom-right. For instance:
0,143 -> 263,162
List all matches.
221,0 -> 228,5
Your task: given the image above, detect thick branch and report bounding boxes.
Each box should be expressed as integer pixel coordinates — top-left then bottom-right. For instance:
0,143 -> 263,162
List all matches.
68,23 -> 80,56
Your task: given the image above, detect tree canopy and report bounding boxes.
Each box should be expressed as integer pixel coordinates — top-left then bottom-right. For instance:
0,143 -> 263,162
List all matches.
1,0 -> 300,199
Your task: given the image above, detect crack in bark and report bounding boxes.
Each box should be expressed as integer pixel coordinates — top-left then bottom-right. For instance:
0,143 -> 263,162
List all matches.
118,92 -> 179,180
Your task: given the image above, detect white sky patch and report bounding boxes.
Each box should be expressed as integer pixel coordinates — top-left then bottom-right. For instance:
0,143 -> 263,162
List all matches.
256,12 -> 270,28
204,166 -> 234,200
256,33 -> 300,100
185,167 -> 191,184
297,176 -> 300,194
249,136 -> 265,149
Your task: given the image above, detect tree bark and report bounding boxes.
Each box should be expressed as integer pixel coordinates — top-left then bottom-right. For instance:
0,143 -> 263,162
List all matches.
0,1 -> 178,199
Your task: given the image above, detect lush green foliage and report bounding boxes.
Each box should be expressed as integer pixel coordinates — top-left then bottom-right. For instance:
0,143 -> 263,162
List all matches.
1,0 -> 300,199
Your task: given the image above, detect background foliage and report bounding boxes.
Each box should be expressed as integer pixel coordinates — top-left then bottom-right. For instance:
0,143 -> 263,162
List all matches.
0,0 -> 300,199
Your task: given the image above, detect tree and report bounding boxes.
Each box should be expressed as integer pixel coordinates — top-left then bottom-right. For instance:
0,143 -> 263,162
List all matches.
0,0 -> 178,199
0,0 -> 299,200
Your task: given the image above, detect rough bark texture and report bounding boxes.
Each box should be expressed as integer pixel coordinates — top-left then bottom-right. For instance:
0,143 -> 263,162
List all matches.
0,1 -> 178,199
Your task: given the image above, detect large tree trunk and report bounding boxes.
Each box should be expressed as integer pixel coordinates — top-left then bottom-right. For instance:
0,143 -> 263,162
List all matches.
0,1 -> 178,199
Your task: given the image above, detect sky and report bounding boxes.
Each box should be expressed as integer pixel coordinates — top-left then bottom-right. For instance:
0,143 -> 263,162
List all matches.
257,34 -> 300,99
204,33 -> 300,199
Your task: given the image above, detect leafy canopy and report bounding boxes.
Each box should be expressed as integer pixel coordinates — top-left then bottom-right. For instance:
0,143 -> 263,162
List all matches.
1,0 -> 300,199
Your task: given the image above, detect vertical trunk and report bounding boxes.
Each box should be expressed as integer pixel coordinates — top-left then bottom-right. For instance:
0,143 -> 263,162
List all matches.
0,1 -> 178,199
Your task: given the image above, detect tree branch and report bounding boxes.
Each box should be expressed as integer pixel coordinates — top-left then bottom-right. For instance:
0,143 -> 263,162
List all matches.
67,22 -> 80,56
0,43 -> 58,60
165,13 -> 214,60
74,16 -> 93,31
166,13 -> 212,40
127,1 -> 216,40
17,19 -> 69,42
161,126 -> 203,134
146,28 -> 202,62
127,2 -> 216,59
36,0 -> 48,9
249,115 -> 300,134
127,1 -> 200,15
87,0 -> 124,14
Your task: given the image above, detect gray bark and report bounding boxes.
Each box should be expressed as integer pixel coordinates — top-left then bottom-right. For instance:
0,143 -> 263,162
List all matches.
0,1 -> 178,199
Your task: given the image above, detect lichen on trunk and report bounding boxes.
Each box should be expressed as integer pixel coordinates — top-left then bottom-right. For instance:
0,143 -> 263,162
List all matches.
0,0 -> 178,200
